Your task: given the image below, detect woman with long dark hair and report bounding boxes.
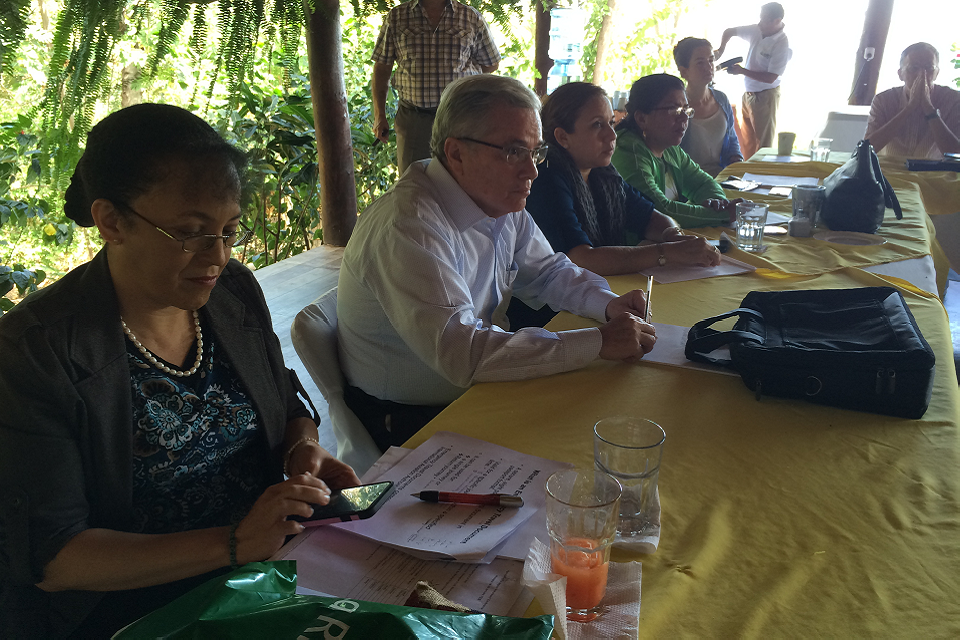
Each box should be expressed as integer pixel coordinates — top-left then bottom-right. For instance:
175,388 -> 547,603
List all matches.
511,82 -> 719,328
612,74 -> 740,228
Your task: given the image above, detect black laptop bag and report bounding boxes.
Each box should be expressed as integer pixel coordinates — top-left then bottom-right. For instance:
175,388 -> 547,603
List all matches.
685,287 -> 936,419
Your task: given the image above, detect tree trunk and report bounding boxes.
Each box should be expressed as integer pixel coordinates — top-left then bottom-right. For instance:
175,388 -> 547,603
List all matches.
591,0 -> 618,84
534,1 -> 554,98
850,0 -> 894,105
304,0 -> 357,246
121,63 -> 142,108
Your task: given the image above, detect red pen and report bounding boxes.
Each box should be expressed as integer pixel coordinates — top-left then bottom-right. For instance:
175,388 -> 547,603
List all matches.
412,491 -> 524,508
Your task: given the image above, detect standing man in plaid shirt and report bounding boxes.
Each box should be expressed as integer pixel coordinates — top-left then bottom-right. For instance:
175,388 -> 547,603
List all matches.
372,0 -> 501,174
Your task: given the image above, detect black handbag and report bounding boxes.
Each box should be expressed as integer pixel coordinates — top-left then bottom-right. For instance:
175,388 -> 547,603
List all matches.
820,139 -> 902,233
685,287 -> 935,419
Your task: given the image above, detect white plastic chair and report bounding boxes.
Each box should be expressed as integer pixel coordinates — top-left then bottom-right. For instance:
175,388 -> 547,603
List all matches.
816,106 -> 871,155
291,288 -> 382,476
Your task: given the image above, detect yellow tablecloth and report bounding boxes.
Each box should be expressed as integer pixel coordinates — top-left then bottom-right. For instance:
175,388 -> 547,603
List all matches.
714,160 -> 934,276
747,149 -> 960,218
407,268 -> 960,636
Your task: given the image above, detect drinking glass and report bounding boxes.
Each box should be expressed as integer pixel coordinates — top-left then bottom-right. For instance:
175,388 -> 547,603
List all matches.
545,468 -> 622,622
810,138 -> 833,162
791,184 -> 827,236
735,201 -> 769,252
594,417 -> 665,540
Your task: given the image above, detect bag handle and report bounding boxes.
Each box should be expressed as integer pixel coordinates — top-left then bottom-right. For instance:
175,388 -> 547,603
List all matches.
685,308 -> 764,367
869,143 -> 903,220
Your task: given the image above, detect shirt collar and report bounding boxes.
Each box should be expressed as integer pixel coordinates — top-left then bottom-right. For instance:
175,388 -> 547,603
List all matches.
424,159 -> 491,232
762,26 -> 786,42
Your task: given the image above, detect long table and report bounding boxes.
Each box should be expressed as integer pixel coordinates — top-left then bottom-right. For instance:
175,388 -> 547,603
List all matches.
404,177 -> 960,635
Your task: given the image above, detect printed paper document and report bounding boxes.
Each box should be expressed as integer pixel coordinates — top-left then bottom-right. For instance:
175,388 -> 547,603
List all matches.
279,526 -> 530,617
336,431 -> 569,562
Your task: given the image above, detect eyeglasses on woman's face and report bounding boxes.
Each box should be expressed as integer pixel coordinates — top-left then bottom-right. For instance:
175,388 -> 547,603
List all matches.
650,105 -> 695,119
458,137 -> 549,165
117,202 -> 253,252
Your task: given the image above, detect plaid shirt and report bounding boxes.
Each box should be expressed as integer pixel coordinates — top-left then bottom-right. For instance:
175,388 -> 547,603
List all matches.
372,0 -> 501,109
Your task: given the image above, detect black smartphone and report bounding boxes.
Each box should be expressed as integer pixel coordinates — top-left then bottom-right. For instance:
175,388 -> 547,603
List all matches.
291,481 -> 394,527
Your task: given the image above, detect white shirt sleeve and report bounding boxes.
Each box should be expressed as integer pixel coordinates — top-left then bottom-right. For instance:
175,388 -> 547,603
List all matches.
362,213 -> 610,390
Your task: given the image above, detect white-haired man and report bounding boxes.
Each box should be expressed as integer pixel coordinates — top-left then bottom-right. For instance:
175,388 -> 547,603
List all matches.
865,42 -> 960,159
337,75 -> 657,450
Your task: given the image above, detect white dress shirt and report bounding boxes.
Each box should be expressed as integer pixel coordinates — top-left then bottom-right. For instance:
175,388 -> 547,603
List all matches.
735,24 -> 791,92
337,159 -> 617,406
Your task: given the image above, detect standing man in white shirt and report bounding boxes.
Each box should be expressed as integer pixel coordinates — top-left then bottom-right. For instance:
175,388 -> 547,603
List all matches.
337,75 -> 657,451
714,2 -> 792,159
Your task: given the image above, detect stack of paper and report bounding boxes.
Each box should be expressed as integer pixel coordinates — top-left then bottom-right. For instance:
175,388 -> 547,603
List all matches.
336,431 -> 570,563
275,432 -> 572,617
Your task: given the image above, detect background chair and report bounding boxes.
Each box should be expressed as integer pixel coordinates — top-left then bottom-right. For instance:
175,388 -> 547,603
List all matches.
816,105 -> 871,154
291,287 -> 382,476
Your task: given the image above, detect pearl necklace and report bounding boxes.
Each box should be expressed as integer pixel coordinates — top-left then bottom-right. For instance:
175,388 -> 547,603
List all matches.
121,310 -> 204,377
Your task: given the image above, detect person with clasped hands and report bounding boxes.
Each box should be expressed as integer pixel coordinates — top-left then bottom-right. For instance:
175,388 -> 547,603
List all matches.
865,42 -> 960,159
337,75 -> 656,452
0,104 -> 361,638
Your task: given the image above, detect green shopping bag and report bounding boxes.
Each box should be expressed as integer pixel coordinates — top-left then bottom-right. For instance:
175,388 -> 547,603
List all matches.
113,561 -> 553,639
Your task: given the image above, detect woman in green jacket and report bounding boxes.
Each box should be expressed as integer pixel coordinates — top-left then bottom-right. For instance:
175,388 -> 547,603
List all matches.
612,74 -> 741,228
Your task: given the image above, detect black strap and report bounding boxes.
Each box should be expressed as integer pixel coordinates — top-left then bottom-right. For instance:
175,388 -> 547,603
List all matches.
871,147 -> 903,220
685,308 -> 764,367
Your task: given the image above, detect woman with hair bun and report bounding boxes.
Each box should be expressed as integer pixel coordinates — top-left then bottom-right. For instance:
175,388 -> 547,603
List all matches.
510,81 -> 720,328
0,104 -> 360,637
611,74 -> 741,228
674,37 -> 743,176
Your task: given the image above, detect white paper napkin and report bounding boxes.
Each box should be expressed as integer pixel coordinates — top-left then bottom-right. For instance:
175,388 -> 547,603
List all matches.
522,537 -> 641,640
613,487 -> 660,554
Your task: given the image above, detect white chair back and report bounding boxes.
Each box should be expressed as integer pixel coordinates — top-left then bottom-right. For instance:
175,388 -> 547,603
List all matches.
291,288 -> 382,476
816,106 -> 871,155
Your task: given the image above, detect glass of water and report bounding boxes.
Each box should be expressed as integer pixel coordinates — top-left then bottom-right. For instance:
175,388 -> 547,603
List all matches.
810,137 -> 833,162
593,417 -> 665,541
735,201 -> 769,252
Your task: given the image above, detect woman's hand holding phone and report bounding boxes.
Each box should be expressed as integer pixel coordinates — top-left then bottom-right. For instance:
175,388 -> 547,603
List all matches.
234,474 -> 332,564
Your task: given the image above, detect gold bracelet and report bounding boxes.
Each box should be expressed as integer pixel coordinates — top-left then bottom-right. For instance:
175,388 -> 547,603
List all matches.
283,435 -> 320,477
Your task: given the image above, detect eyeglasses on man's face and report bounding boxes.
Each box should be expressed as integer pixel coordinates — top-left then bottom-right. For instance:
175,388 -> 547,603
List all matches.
651,105 -> 695,118
458,137 -> 549,165
117,202 -> 253,253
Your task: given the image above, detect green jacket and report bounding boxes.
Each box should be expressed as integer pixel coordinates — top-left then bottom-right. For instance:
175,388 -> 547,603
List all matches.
612,128 -> 728,228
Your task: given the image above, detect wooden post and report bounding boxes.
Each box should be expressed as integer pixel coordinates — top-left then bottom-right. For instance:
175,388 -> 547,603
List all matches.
304,0 -> 357,246
850,0 -> 895,105
534,0 -> 553,98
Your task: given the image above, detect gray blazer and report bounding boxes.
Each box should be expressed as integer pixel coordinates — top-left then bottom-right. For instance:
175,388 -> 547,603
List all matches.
0,249 -> 313,636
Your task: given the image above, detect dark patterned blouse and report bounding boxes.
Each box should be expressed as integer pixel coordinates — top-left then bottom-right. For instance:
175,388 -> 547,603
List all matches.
126,324 -> 269,534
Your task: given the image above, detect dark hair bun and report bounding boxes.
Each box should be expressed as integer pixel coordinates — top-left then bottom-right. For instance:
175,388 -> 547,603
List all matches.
63,161 -> 94,227
62,103 -> 246,229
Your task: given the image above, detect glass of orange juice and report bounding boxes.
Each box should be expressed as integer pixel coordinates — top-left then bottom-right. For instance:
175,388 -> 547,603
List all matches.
545,468 -> 622,622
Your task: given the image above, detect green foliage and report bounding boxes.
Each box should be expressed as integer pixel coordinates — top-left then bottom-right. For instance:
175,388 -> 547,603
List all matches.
0,264 -> 45,316
0,0 -> 30,75
582,0 -> 697,89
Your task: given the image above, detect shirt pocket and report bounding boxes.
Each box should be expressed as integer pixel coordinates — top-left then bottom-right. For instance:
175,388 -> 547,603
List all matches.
443,27 -> 475,69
